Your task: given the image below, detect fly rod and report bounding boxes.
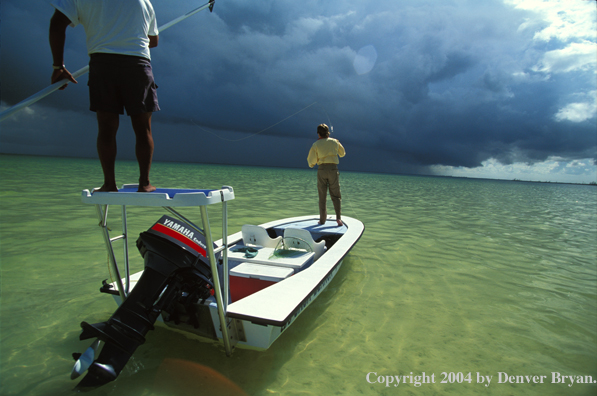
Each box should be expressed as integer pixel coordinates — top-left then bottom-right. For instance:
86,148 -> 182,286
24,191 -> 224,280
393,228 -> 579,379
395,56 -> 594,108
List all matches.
0,0 -> 215,122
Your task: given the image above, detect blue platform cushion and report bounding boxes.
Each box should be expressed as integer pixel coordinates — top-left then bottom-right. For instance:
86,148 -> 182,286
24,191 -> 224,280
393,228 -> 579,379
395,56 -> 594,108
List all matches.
272,219 -> 347,241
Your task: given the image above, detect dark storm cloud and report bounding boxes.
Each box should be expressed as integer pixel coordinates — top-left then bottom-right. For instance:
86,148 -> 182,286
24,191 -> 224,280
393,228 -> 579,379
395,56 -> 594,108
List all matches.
1,0 -> 595,177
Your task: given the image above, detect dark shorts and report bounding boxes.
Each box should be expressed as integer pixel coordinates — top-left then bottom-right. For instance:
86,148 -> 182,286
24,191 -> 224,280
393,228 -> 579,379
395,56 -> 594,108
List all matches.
88,53 -> 160,116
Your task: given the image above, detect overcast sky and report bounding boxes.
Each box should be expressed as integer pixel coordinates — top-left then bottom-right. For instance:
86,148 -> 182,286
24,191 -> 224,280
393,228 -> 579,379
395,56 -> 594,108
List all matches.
1,0 -> 596,183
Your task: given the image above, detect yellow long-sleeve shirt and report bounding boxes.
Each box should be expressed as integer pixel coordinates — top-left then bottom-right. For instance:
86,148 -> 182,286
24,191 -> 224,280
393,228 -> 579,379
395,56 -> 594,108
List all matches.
307,137 -> 346,168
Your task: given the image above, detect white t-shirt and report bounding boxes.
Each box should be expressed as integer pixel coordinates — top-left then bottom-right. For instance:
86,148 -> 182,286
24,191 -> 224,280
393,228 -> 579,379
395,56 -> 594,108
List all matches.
51,0 -> 158,60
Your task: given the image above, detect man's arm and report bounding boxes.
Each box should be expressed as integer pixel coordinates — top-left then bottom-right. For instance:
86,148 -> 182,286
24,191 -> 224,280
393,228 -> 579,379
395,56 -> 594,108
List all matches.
307,145 -> 318,168
149,35 -> 159,48
337,141 -> 346,158
49,9 -> 77,89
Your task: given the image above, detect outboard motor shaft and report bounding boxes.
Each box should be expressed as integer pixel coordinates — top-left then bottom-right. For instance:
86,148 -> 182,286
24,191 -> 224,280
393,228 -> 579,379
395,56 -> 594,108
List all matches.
73,215 -> 217,390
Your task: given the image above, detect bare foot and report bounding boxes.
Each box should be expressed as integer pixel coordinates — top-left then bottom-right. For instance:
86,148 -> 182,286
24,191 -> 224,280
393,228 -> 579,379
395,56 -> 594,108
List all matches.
93,184 -> 118,193
336,219 -> 343,227
137,183 -> 157,193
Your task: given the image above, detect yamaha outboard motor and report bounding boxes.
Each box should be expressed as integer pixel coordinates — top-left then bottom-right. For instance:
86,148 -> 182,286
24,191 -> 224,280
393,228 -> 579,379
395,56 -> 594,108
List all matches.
72,215 -> 217,390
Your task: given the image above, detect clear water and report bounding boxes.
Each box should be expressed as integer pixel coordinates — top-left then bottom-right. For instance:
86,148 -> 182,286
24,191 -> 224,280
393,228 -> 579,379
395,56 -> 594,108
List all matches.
1,154 -> 596,396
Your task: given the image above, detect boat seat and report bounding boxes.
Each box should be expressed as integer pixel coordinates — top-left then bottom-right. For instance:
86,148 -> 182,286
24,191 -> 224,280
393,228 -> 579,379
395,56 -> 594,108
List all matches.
242,224 -> 282,248
283,228 -> 326,261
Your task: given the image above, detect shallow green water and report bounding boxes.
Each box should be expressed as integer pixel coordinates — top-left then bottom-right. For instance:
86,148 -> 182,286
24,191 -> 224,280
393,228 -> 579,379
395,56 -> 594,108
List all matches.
1,154 -> 596,396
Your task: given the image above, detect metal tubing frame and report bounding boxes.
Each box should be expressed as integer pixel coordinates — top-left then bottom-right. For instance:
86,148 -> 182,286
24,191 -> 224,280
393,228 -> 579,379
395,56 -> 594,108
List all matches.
222,201 -> 229,308
121,205 -> 130,295
199,205 -> 233,356
95,204 -> 126,301
93,198 -> 233,356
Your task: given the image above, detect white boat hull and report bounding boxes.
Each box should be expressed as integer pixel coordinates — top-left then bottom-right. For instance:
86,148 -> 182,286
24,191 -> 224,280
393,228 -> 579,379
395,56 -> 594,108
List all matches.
113,215 -> 363,351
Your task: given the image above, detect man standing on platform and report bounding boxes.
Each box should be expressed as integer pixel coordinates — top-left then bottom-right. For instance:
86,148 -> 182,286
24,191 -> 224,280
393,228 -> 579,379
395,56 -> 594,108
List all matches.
49,0 -> 160,192
307,123 -> 346,226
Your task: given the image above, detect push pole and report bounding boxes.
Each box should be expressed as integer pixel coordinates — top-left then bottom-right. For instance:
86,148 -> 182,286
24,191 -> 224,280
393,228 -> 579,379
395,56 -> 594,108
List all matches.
0,0 -> 215,122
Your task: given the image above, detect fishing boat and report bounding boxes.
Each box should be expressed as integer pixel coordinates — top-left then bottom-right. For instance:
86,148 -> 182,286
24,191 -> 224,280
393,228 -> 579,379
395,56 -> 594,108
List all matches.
71,184 -> 364,389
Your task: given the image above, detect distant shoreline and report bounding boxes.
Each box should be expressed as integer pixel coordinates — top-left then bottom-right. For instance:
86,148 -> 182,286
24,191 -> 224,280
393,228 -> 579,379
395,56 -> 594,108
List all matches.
510,178 -> 597,187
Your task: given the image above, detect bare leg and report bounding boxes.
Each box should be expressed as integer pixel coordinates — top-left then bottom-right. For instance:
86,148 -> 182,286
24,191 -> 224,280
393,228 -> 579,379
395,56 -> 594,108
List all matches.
131,112 -> 156,192
96,111 -> 119,192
